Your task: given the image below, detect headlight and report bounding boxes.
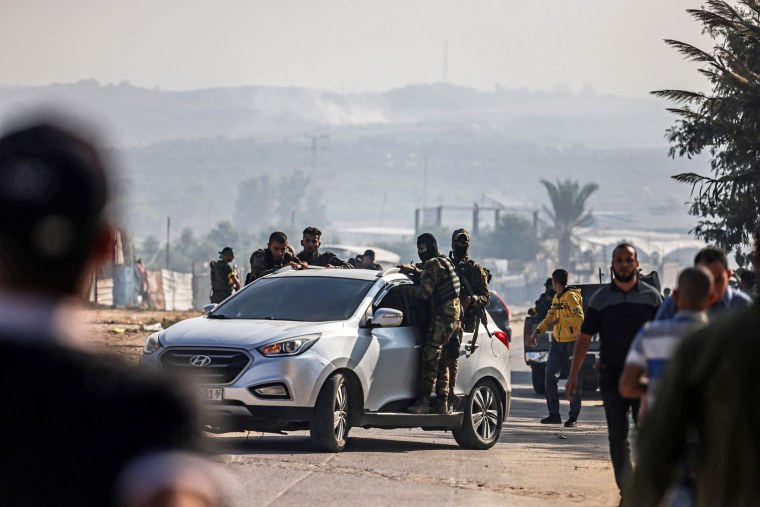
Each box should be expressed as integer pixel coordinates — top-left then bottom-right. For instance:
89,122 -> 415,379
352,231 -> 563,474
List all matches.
257,333 -> 320,357
525,351 -> 549,363
143,332 -> 162,354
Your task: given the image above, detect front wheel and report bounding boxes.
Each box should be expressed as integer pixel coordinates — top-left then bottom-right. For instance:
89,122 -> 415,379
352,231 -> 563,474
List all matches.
452,379 -> 503,450
310,373 -> 350,452
531,365 -> 546,395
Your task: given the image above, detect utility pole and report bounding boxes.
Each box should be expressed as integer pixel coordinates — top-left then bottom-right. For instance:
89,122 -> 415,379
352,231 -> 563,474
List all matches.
305,132 -> 329,175
443,40 -> 449,83
165,216 -> 170,270
422,148 -> 428,211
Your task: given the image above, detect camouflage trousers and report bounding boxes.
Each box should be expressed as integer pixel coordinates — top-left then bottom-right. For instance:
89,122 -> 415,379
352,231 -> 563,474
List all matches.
436,329 -> 462,399
418,312 -> 461,400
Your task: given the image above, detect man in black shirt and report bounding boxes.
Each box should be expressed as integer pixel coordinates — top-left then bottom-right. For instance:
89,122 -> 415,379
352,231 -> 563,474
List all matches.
566,243 -> 661,499
0,122 -> 224,506
296,226 -> 352,268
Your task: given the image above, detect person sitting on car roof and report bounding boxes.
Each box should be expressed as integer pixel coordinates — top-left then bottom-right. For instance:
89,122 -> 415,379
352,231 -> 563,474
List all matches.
246,231 -> 304,285
351,249 -> 382,270
296,226 -> 352,269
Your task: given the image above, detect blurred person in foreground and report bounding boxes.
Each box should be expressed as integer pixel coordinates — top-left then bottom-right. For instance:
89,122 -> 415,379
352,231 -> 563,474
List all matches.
0,121 -> 226,507
566,243 -> 662,500
655,246 -> 751,320
619,267 -> 713,421
625,242 -> 760,507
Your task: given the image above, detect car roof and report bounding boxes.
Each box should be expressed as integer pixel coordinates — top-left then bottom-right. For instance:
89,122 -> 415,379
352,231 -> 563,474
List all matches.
269,267 -> 406,282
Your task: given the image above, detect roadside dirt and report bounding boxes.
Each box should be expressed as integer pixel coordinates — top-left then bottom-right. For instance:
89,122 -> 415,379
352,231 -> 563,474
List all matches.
85,307 -> 200,363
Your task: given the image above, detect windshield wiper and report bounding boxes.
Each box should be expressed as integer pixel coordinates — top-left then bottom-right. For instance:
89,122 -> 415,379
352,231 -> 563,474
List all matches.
207,314 -> 228,319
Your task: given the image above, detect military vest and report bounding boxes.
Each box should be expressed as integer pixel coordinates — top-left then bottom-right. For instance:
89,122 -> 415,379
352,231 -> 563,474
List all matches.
433,255 -> 461,305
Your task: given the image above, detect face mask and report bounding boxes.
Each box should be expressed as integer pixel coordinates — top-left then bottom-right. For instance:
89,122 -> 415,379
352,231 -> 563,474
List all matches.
417,233 -> 438,263
418,244 -> 435,263
452,245 -> 468,260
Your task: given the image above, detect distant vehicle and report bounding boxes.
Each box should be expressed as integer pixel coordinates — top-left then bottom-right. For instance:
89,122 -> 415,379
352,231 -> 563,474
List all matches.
486,290 -> 511,340
523,271 -> 661,395
321,244 -> 400,269
523,283 -> 603,394
140,267 -> 511,452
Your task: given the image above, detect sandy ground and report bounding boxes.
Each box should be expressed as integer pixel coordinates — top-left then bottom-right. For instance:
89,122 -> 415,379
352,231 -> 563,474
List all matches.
85,307 -> 200,363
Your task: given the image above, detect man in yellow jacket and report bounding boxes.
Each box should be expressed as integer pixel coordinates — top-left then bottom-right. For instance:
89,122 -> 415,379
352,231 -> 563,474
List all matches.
528,268 -> 584,427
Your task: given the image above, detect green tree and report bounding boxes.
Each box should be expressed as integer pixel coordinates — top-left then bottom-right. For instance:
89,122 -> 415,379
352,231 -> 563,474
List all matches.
480,214 -> 542,262
652,0 -> 760,265
540,179 -> 599,267
234,175 -> 273,234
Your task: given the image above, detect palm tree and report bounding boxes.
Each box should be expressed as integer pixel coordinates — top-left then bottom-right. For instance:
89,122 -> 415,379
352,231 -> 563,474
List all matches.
540,179 -> 599,267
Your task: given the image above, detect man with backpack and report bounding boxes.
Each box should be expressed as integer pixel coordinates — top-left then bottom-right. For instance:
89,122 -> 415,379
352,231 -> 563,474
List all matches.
210,246 -> 240,304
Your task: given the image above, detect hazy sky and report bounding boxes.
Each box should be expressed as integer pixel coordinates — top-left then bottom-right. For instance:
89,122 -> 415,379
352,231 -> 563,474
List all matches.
1,0 -> 710,96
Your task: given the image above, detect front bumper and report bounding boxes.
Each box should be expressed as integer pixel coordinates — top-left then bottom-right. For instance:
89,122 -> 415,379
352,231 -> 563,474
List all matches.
140,346 -> 333,429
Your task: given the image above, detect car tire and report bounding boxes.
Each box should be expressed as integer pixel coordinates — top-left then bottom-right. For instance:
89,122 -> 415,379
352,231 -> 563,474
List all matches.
310,372 -> 350,452
452,379 -> 503,450
582,368 -> 599,392
531,365 -> 546,395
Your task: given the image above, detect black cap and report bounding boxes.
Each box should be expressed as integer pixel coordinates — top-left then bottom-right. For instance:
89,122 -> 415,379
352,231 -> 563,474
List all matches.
219,247 -> 234,255
544,278 -> 553,288
362,249 -> 375,259
0,123 -> 108,288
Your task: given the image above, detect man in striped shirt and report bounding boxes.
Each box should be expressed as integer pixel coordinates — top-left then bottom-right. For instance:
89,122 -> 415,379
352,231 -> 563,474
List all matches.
619,266 -> 713,413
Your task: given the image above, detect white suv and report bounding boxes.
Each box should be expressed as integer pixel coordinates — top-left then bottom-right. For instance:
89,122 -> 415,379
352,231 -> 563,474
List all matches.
140,267 -> 511,452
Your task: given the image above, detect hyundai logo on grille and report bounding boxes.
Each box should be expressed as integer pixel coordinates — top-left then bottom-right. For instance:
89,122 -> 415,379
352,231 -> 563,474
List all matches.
189,355 -> 212,367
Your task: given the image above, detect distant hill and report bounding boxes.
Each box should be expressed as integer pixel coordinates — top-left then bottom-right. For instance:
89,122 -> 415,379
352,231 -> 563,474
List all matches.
0,81 -> 707,239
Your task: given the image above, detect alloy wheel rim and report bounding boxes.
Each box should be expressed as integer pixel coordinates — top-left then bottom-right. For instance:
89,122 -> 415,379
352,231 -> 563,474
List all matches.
471,385 -> 499,441
333,380 -> 348,443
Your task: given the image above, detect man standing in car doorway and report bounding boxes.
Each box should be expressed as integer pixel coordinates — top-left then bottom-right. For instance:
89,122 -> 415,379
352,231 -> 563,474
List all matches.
445,228 -> 490,413
399,233 -> 462,414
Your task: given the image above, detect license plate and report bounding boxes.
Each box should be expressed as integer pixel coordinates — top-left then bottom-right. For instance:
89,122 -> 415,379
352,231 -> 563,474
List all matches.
201,388 -> 223,401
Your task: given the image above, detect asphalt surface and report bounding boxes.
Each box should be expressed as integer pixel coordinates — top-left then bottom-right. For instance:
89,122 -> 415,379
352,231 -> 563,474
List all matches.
209,317 -> 621,506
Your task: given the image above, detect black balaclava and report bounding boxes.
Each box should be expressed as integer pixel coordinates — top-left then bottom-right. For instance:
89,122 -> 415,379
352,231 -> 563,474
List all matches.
451,228 -> 470,261
417,233 -> 438,263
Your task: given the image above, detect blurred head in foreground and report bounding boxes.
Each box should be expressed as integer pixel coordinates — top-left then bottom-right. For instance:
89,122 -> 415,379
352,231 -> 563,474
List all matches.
0,121 -> 112,296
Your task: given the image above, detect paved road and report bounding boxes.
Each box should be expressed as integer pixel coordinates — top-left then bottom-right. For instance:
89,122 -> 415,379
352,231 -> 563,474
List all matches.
210,316 -> 620,506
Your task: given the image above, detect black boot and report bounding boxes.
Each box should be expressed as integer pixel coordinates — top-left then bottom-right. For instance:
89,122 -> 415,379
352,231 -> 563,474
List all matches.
407,397 -> 431,414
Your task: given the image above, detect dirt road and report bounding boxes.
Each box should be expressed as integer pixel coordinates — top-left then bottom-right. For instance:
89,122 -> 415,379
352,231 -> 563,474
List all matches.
89,307 -> 621,506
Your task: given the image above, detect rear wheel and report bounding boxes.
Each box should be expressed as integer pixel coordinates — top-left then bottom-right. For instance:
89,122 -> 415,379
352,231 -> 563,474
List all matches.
582,367 -> 599,392
452,379 -> 503,450
531,365 -> 546,395
310,373 -> 350,452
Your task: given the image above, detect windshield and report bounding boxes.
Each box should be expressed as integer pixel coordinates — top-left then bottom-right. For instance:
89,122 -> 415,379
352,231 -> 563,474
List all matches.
211,276 -> 374,321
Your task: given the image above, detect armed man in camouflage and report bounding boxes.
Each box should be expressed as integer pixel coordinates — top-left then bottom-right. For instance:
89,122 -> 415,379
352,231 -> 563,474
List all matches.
210,246 -> 241,303
296,226 -> 352,268
246,231 -> 304,284
398,233 -> 462,414
443,228 -> 491,411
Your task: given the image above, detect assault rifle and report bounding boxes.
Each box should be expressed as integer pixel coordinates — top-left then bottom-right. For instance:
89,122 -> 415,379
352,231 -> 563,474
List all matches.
458,265 -> 492,354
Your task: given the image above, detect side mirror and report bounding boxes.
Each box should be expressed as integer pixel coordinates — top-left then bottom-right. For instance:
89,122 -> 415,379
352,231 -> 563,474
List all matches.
202,303 -> 217,315
371,308 -> 403,328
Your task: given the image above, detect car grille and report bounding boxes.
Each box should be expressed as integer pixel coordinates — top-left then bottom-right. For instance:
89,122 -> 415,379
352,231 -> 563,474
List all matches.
160,348 -> 251,384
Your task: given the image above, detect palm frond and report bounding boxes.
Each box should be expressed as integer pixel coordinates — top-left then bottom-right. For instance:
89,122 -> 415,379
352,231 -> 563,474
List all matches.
651,89 -> 708,104
664,39 -> 717,63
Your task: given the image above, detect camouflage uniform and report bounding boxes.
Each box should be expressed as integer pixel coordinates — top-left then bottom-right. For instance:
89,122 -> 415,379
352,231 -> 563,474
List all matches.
210,260 -> 236,303
296,249 -> 352,268
439,256 -> 490,400
402,255 -> 462,403
247,248 -> 295,284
